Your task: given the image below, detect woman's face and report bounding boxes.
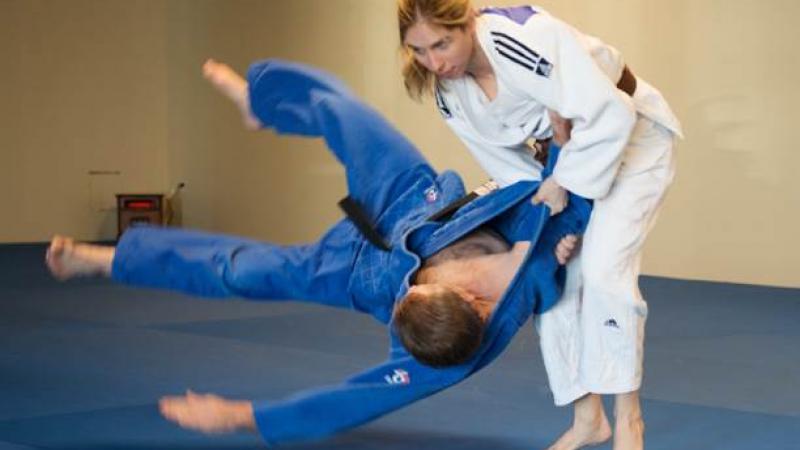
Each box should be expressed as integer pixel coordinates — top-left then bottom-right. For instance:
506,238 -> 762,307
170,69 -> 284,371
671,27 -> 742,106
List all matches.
403,20 -> 475,79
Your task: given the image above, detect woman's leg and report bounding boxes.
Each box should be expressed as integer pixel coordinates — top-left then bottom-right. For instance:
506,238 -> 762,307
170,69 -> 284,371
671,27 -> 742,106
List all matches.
579,118 -> 676,450
539,256 -> 612,450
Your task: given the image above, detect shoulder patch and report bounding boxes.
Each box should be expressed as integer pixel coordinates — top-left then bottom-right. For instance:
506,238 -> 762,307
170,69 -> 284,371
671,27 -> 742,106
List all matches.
480,6 -> 537,25
490,31 -> 553,78
434,86 -> 453,119
384,369 -> 411,385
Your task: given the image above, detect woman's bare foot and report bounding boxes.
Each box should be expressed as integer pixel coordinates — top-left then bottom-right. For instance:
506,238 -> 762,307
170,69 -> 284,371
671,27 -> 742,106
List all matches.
547,394 -> 612,450
202,59 -> 261,130
613,415 -> 644,450
45,235 -> 114,280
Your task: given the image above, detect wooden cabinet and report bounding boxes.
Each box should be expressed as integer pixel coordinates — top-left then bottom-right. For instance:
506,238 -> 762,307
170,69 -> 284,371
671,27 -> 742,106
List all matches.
116,194 -> 163,238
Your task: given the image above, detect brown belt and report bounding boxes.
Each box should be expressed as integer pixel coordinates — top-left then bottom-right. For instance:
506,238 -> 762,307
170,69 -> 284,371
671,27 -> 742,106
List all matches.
617,65 -> 637,97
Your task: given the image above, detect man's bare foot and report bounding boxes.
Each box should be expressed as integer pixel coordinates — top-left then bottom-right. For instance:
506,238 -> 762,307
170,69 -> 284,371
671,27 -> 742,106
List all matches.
45,235 -> 114,280
613,415 -> 644,450
547,394 -> 611,450
159,390 -> 256,434
202,59 -> 261,130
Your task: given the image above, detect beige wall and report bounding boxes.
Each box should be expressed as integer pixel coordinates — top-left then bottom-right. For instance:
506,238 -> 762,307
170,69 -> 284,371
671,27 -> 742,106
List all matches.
2,0 -> 798,288
0,0 -> 169,241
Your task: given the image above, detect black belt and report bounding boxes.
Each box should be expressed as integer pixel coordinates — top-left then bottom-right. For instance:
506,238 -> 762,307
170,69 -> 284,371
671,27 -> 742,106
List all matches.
427,181 -> 499,222
338,197 -> 391,251
338,182 -> 499,252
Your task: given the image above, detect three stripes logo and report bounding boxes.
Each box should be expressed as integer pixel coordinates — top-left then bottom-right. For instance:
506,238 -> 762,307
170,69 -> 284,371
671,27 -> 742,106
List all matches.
491,31 -> 553,78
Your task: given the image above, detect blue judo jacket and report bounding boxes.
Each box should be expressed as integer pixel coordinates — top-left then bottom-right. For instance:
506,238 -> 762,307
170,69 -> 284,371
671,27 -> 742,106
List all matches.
111,60 -> 592,445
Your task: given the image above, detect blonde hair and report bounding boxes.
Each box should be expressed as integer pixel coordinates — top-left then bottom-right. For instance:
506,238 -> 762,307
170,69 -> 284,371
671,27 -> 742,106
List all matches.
397,0 -> 473,100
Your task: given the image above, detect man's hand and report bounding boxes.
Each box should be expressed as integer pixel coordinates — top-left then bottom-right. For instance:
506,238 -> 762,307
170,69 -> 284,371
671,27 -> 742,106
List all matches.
548,109 -> 572,146
532,177 -> 568,215
555,234 -> 580,265
159,390 -> 256,434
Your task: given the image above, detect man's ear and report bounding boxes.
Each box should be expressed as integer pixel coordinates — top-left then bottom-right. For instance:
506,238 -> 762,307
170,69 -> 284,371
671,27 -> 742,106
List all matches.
469,296 -> 495,323
449,285 -> 477,303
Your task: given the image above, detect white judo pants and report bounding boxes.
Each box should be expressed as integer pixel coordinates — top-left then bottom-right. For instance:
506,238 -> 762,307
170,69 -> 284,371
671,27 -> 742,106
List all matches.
536,115 -> 677,406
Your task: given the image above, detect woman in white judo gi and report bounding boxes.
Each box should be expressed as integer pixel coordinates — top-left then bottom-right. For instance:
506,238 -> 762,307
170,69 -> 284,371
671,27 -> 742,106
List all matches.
396,1 -> 682,449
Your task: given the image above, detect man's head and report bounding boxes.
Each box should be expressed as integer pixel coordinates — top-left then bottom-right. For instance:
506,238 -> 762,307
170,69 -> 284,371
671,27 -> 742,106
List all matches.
392,283 -> 489,367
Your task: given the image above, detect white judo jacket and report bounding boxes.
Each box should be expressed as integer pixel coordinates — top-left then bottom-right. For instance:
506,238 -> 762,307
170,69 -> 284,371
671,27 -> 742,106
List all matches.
436,5 -> 682,198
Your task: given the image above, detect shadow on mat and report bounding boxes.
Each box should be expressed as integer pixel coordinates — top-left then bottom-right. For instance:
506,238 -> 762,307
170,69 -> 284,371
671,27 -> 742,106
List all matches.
52,429 -> 542,450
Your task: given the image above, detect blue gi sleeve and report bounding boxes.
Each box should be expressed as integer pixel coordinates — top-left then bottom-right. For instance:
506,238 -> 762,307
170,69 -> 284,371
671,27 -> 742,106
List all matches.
252,337 -> 470,445
246,59 -> 433,219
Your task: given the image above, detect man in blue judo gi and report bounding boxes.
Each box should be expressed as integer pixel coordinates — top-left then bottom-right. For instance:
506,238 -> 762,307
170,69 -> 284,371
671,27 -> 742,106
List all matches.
45,58 -> 590,445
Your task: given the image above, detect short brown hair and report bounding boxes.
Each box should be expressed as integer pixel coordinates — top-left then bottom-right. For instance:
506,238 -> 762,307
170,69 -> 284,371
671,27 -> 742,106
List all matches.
397,0 -> 473,99
392,286 -> 484,367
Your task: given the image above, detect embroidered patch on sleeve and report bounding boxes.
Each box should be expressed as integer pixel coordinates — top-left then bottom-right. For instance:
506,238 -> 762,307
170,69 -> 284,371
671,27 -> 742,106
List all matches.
384,368 -> 411,385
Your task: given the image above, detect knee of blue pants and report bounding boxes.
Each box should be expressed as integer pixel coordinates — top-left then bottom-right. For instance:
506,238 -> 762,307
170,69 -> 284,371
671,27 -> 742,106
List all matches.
223,236 -> 356,307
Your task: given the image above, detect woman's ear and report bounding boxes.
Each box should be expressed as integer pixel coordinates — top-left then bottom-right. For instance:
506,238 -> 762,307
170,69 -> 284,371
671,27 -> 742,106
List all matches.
465,11 -> 477,34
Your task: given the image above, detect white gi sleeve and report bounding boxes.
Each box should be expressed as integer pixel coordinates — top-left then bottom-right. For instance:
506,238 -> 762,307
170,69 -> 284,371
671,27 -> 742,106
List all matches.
498,14 -> 637,198
444,118 -> 544,186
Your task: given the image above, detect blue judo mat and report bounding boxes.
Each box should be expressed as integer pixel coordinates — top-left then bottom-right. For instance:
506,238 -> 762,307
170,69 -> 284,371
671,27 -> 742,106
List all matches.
0,243 -> 798,449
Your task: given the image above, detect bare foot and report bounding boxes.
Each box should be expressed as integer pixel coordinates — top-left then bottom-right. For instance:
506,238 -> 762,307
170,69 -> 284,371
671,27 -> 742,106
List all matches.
45,235 -> 113,280
547,417 -> 611,450
613,415 -> 644,450
159,390 -> 256,434
202,59 -> 261,130
547,394 -> 611,450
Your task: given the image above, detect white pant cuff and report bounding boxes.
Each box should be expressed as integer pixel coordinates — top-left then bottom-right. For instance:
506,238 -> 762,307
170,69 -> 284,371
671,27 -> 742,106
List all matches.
552,386 -> 590,407
581,380 -> 642,396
